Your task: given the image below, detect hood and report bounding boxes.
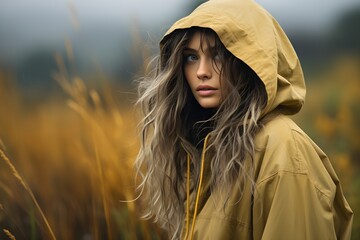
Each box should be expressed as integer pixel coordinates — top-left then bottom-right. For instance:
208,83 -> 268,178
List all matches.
161,0 -> 306,116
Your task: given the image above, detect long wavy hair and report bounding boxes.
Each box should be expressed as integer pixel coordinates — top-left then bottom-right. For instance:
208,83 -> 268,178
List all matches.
135,27 -> 268,239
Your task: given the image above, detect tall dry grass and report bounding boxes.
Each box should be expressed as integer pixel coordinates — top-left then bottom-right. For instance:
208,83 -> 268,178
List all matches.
0,52 -> 359,239
0,63 -> 165,239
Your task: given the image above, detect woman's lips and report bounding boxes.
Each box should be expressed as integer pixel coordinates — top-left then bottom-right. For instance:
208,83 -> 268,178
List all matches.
196,85 -> 218,96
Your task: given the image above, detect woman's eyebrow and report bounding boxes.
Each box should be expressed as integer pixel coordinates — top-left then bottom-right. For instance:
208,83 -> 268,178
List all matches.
183,47 -> 198,53
183,46 -> 216,53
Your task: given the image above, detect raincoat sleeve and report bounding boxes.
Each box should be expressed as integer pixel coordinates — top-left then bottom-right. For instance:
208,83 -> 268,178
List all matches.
253,125 -> 353,240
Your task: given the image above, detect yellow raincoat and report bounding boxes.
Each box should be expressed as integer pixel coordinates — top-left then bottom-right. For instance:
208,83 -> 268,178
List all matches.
161,0 -> 353,239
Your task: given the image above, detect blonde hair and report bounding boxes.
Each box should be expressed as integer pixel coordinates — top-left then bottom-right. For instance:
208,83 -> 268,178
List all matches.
135,27 -> 267,239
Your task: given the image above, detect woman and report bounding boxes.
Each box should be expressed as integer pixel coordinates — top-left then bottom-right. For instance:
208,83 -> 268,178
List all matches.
135,0 -> 353,239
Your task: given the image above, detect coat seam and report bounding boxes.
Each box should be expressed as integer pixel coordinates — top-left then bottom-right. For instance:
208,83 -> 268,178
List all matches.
291,128 -> 333,206
255,168 -> 333,209
189,214 -> 253,230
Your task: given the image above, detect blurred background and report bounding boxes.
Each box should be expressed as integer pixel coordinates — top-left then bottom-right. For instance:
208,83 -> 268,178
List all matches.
0,0 -> 359,239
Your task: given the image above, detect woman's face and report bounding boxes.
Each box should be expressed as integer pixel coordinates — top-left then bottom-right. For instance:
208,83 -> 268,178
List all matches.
183,32 -> 225,109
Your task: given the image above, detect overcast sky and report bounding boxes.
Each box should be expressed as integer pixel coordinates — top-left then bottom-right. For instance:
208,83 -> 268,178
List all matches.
0,0 -> 359,63
257,0 -> 359,30
1,0 -> 359,27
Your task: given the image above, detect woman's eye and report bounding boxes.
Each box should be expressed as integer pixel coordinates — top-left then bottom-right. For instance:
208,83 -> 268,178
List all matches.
184,54 -> 198,62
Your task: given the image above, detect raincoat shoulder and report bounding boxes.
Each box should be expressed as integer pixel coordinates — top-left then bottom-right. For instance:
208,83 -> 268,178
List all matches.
251,115 -> 354,240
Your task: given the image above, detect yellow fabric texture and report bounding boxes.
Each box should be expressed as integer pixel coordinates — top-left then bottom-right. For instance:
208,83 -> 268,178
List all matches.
161,0 -> 353,239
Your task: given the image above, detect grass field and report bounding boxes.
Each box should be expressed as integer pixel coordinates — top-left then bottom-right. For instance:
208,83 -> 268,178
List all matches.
0,55 -> 359,239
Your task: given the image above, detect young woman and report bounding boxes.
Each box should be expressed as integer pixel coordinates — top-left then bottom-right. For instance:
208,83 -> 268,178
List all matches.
135,0 -> 353,239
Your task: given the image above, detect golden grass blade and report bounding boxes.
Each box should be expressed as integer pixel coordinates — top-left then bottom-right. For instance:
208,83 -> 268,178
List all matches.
67,99 -> 114,239
3,229 -> 16,240
0,149 -> 57,240
0,138 -> 5,151
92,132 -> 113,240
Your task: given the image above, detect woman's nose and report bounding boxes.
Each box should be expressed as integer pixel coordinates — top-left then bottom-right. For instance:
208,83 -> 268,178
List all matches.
197,58 -> 212,80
